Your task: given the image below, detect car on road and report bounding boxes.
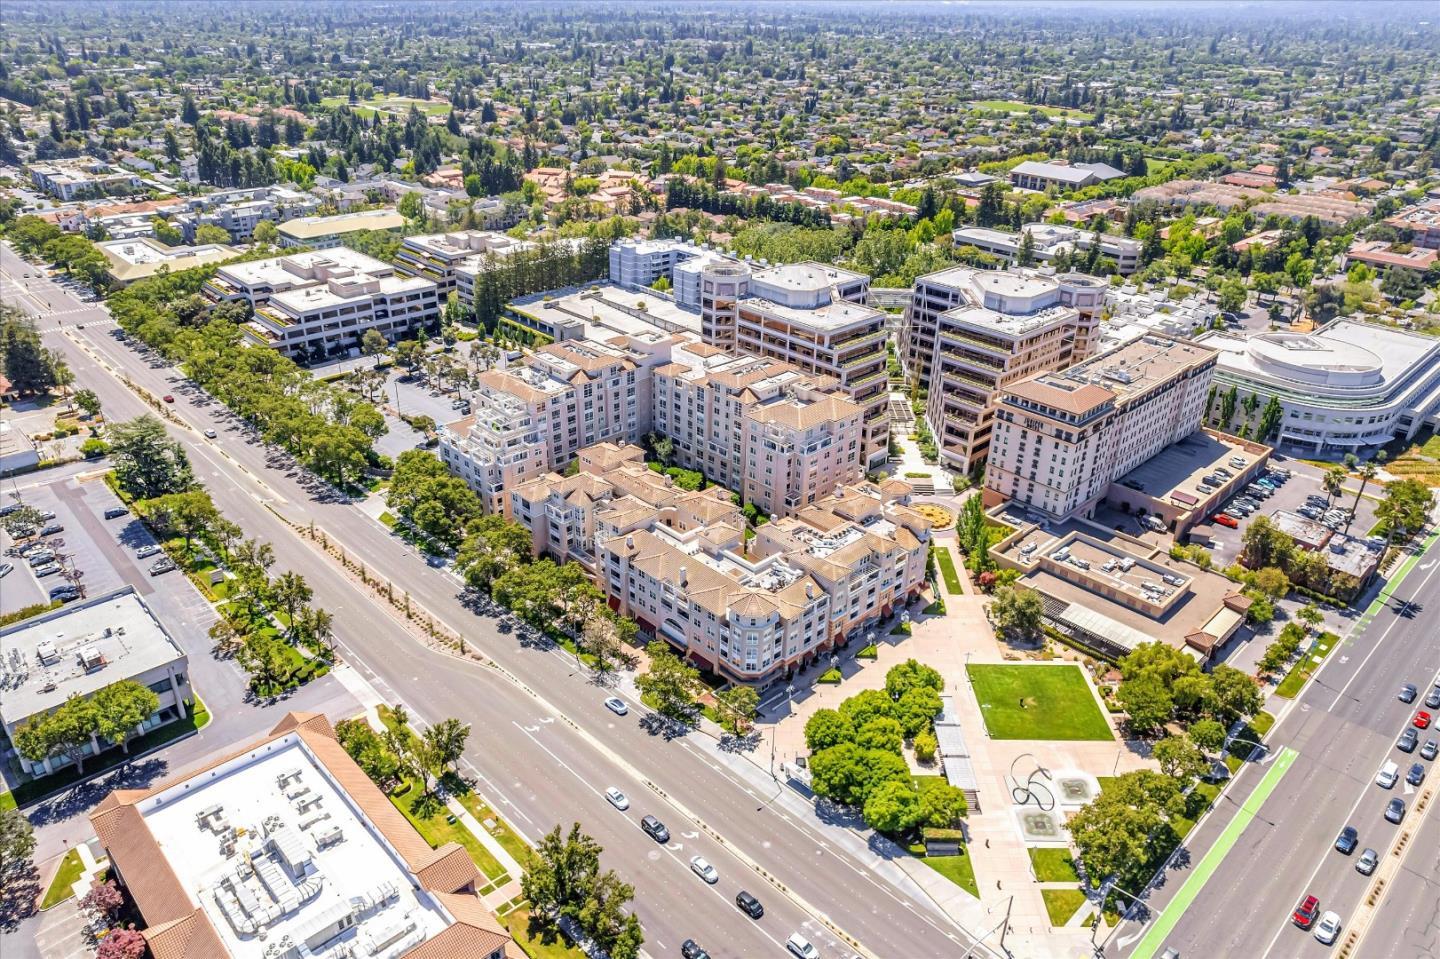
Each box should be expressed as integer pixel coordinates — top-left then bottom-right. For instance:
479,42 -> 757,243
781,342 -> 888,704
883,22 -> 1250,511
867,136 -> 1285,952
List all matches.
136,544 -> 163,559
1400,683 -> 1418,703
204,428 -> 217,439
785,933 -> 819,959
149,557 -> 177,575
1376,761 -> 1400,788
604,787 -> 630,811
1407,763 -> 1426,786
103,506 -> 129,519
604,696 -> 628,716
33,562 -> 61,577
1399,728 -> 1420,752
1422,739 -> 1438,761
1212,513 -> 1239,529
1314,911 -> 1342,945
680,940 -> 711,959
1356,848 -> 1379,875
0,561 -> 12,578
1293,895 -> 1321,929
163,394 -> 174,403
1334,826 -> 1358,854
735,890 -> 764,919
689,856 -> 718,884
640,815 -> 669,843
1416,711 -> 1433,729
1385,798 -> 1406,823
1427,688 -> 1440,709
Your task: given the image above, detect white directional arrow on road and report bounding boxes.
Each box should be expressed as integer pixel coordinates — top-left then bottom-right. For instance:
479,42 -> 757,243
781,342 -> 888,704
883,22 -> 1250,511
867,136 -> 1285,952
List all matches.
1118,926 -> 1147,948
666,842 -> 684,852
539,716 -> 555,724
1405,781 -> 1417,795
682,831 -> 699,839
524,725 -> 540,732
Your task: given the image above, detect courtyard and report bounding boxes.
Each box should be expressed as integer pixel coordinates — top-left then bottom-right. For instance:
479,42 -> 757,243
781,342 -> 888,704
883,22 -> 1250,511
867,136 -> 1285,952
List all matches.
966,664 -> 1115,741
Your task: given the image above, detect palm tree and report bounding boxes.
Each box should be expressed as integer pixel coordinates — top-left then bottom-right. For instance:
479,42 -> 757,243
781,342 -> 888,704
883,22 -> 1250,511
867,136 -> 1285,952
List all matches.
1322,464 -> 1347,509
1343,451 -> 1385,537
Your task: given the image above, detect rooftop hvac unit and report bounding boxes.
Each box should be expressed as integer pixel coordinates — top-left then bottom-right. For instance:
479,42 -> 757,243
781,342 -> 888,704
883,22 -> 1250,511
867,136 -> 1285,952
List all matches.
80,646 -> 105,670
36,640 -> 60,665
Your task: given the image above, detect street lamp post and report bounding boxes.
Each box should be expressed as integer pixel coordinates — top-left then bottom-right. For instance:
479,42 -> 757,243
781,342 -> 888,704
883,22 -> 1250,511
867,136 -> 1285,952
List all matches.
768,683 -> 795,782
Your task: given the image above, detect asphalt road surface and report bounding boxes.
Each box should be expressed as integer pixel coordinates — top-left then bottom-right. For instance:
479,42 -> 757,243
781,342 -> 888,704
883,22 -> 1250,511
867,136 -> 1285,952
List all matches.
1,246 -> 990,959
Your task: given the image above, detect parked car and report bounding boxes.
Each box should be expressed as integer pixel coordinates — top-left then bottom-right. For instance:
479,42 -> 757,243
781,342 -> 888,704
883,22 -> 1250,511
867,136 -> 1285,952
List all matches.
204,428 -> 217,439
0,562 -> 11,578
163,394 -> 174,403
27,550 -> 56,566
1386,798 -> 1406,823
640,815 -> 670,843
49,585 -> 80,601
136,544 -> 163,559
1292,895 -> 1321,929
1356,848 -> 1379,876
735,890 -> 764,919
39,524 -> 64,536
1415,711 -> 1433,729
149,557 -> 177,575
604,787 -> 630,811
689,856 -> 719,884
33,563 -> 61,577
1334,826 -> 1358,854
1426,688 -> 1440,709
103,506 -> 129,519
1422,739 -> 1438,761
604,696 -> 628,716
1212,513 -> 1239,529
1314,911 -> 1342,945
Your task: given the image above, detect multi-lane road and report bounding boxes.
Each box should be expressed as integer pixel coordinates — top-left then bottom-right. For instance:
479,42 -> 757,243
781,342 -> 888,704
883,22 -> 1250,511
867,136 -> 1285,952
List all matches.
1107,518 -> 1440,958
1,247 -> 990,959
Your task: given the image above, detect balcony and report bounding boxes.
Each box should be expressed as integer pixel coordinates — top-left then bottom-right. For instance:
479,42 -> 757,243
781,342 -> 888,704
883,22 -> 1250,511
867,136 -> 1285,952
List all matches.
849,369 -> 887,391
939,329 -> 1010,355
832,328 -> 888,352
939,349 -> 1003,373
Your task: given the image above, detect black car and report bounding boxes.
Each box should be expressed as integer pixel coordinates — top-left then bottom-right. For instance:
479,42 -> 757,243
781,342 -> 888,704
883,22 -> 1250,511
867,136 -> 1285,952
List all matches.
735,890 -> 764,919
1386,798 -> 1406,823
1408,763 -> 1426,786
680,939 -> 710,959
103,506 -> 129,519
641,815 -> 670,843
1401,683 -> 1419,703
1334,826 -> 1358,855
1399,728 -> 1420,752
39,524 -> 63,536
49,585 -> 80,601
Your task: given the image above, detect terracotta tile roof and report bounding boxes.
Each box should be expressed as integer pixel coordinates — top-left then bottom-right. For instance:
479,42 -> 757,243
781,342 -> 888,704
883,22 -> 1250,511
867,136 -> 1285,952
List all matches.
476,369 -> 551,405
415,844 -> 482,894
93,802 -> 195,924
1004,378 -> 1113,416
141,910 -> 228,959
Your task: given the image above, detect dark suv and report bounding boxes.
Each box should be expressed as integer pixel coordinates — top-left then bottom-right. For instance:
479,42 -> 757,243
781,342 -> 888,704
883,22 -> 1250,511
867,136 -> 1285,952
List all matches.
640,815 -> 669,843
735,890 -> 764,919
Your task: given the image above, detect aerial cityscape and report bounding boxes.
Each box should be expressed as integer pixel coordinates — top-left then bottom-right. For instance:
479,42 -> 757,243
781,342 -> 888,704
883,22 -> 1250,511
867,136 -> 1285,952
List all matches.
0,2 -> 1438,958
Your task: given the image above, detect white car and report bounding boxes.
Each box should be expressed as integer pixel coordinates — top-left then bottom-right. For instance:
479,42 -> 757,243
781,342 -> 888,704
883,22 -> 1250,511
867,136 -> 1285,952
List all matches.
136,544 -> 163,559
785,933 -> 819,959
689,856 -> 718,884
204,428 -> 217,439
1314,910 -> 1342,945
1376,761 -> 1399,789
604,696 -> 628,716
604,787 -> 629,811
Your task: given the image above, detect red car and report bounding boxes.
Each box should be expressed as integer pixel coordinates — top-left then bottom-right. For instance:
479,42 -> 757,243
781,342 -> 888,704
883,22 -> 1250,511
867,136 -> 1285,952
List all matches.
1293,895 -> 1320,929
1416,711 -> 1432,729
1212,513 -> 1239,529
163,394 -> 174,403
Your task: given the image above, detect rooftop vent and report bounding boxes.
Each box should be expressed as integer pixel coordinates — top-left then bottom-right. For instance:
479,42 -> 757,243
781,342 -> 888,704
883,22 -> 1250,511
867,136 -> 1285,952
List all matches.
80,646 -> 105,670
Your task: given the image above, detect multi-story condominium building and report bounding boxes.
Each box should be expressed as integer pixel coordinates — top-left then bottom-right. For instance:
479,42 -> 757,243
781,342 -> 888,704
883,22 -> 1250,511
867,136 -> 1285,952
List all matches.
597,477 -> 928,683
953,224 -> 1142,274
1,588 -> 193,776
1007,160 -> 1126,193
88,711 -> 517,959
986,335 -> 1217,518
1195,320 -> 1440,454
205,248 -> 439,361
439,335 -> 668,513
174,187 -> 320,243
28,157 -> 143,200
730,262 -> 889,468
275,209 -> 406,249
1383,198 -> 1440,250
609,237 -> 704,288
395,230 -> 538,299
903,266 -> 1105,472
653,342 -> 864,515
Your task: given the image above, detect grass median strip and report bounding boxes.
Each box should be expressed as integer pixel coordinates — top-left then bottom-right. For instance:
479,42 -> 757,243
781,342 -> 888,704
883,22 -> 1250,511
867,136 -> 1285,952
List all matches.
934,546 -> 964,594
1274,632 -> 1339,699
1129,746 -> 1298,959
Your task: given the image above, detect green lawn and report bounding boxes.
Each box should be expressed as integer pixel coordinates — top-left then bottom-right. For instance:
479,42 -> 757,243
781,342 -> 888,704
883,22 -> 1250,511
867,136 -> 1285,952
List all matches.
41,848 -> 85,910
923,850 -> 980,898
1172,780 -> 1222,840
1042,887 -> 1088,926
502,908 -> 585,959
1275,632 -> 1339,698
969,99 -> 1092,120
934,547 -> 964,594
965,664 -> 1114,741
1030,847 -> 1080,883
389,779 -> 507,882
0,792 -> 15,812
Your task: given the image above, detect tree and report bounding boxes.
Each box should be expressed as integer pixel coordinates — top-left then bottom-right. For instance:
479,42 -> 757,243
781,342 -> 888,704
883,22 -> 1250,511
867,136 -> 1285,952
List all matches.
838,688 -> 895,732
855,717 -> 905,754
108,414 -> 194,499
90,680 -> 161,753
269,570 -> 314,634
81,879 -> 125,921
893,686 -> 944,739
1116,674 -> 1174,734
1241,515 -> 1294,569
1069,771 -> 1180,889
394,338 -> 426,371
0,806 -> 36,879
1216,278 -> 1247,315
420,717 -> 471,786
577,869 -> 643,959
810,743 -> 910,808
1379,478 -> 1434,541
398,191 -> 425,221
135,490 -> 218,550
522,822 -> 603,921
457,514 -> 533,589
1256,395 -> 1284,441
237,631 -> 297,692
635,641 -> 702,722
1152,735 -> 1208,780
862,779 -> 921,834
1322,464 -> 1347,508
1343,452 -> 1385,537
885,659 -> 943,701
193,224 -> 231,245
916,776 -> 968,827
1188,718 -> 1227,756
96,926 -> 148,959
715,685 -> 760,736
0,309 -> 61,394
75,388 -> 103,419
804,708 -> 855,752
1210,664 -> 1261,722
913,728 -> 938,764
252,220 -> 279,245
335,718 -> 403,790
361,328 -> 388,357
14,694 -> 98,774
1296,604 -> 1324,633
989,586 -> 1044,641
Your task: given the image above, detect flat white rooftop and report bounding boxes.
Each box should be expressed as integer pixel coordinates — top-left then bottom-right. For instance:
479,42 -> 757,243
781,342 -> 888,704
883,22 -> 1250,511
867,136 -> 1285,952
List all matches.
740,296 -> 883,331
218,248 -> 393,290
752,261 -> 867,293
0,587 -> 186,727
138,734 -> 451,959
1198,320 -> 1440,398
513,284 -> 702,338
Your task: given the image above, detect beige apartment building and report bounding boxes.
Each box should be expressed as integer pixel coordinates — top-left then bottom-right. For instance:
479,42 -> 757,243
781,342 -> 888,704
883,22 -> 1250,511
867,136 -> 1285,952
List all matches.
986,335 -> 1218,519
902,266 -> 1104,472
205,248 -> 439,361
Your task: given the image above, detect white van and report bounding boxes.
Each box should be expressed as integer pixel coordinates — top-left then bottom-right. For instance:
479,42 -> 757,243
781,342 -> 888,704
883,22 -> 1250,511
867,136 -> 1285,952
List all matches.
1376,760 -> 1400,788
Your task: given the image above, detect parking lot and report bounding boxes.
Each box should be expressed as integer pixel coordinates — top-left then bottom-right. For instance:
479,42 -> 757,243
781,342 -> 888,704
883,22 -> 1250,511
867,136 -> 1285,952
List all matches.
1200,457 -> 1382,569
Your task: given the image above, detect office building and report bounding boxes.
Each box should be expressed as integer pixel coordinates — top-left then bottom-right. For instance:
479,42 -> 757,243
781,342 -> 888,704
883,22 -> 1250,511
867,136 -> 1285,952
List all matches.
1007,160 -> 1126,193
1,588 -> 192,776
1196,320 -> 1440,453
985,335 -> 1217,519
206,249 -> 439,361
903,266 -> 1104,472
97,237 -> 237,285
952,224 -> 1142,275
89,712 -> 518,959
276,209 -> 406,249
395,230 -> 538,299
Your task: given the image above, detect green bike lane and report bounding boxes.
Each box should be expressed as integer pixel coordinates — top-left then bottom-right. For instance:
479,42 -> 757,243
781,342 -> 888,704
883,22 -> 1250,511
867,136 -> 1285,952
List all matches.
1128,746 -> 1299,959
